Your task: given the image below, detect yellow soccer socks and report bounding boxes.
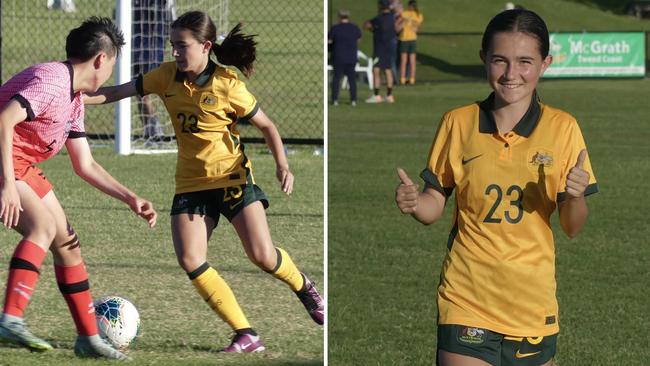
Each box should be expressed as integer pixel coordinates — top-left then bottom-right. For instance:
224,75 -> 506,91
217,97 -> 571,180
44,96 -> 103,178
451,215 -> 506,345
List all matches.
267,247 -> 305,292
189,263 -> 251,332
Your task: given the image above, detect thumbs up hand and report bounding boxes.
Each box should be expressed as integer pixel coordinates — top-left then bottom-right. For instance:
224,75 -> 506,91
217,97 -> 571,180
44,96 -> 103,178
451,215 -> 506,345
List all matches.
565,149 -> 590,199
395,168 -> 420,214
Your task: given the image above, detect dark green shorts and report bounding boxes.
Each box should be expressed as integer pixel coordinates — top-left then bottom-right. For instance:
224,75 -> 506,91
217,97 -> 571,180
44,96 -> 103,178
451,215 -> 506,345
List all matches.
170,183 -> 269,224
399,40 -> 417,54
437,325 -> 557,366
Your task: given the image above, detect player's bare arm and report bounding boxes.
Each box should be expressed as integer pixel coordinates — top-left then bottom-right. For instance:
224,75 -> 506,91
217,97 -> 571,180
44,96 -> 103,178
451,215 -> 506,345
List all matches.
395,17 -> 404,33
558,149 -> 590,238
249,108 -> 294,195
395,168 -> 445,225
0,100 -> 28,227
65,137 -> 157,228
83,80 -> 138,105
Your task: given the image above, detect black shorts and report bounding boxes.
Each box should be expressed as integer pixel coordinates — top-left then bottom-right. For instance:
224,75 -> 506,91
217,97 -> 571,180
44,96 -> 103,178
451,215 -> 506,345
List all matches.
399,40 -> 417,54
374,47 -> 392,70
437,324 -> 557,366
170,184 -> 269,225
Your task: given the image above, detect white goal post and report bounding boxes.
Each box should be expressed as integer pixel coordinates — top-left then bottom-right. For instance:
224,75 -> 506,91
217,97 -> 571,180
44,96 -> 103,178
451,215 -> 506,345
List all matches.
114,0 -> 229,155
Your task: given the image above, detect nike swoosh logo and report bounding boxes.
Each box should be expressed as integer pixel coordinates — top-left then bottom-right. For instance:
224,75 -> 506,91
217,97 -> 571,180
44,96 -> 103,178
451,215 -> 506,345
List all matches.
13,288 -> 31,301
515,350 -> 541,359
462,154 -> 483,165
229,199 -> 243,210
17,281 -> 34,290
240,342 -> 253,350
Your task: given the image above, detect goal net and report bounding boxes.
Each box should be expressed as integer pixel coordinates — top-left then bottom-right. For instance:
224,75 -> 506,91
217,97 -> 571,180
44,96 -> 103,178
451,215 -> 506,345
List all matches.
117,0 -> 230,154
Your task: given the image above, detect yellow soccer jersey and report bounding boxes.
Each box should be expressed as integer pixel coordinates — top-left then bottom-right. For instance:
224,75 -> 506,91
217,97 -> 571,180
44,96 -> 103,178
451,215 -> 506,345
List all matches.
137,60 -> 258,193
399,10 -> 423,41
420,92 -> 598,337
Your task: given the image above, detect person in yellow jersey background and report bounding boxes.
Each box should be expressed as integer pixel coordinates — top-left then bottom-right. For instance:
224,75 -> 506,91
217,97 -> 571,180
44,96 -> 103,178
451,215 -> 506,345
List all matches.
398,0 -> 423,85
85,10 -> 323,353
395,8 -> 597,366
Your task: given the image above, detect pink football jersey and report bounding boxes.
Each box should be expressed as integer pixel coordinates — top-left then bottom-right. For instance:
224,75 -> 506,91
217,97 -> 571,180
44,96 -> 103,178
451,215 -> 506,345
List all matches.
0,62 -> 85,164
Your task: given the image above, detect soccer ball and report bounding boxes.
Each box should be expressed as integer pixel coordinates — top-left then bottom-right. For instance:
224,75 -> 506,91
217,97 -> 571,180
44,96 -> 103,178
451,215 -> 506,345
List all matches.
94,296 -> 140,349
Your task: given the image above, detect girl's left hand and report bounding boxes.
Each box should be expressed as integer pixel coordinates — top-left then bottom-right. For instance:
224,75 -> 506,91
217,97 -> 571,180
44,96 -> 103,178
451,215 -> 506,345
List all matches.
565,149 -> 590,199
276,166 -> 294,195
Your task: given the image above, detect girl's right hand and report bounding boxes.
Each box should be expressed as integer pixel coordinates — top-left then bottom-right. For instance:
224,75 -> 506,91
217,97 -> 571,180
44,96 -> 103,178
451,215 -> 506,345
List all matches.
276,166 -> 294,195
0,182 -> 22,227
395,168 -> 419,214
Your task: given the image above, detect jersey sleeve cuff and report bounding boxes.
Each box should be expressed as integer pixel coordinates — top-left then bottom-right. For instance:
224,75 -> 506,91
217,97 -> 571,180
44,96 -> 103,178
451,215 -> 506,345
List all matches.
240,103 -> 259,121
11,94 -> 35,121
67,131 -> 86,139
420,168 -> 453,197
556,182 -> 598,203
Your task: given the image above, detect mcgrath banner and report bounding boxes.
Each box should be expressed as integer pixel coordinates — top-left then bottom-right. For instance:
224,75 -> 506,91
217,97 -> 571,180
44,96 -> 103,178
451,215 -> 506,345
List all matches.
545,32 -> 645,78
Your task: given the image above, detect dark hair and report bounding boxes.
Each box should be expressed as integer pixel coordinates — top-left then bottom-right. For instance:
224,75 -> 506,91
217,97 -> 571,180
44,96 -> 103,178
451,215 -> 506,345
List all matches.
66,17 -> 125,61
481,9 -> 549,58
408,0 -> 419,13
172,11 -> 257,78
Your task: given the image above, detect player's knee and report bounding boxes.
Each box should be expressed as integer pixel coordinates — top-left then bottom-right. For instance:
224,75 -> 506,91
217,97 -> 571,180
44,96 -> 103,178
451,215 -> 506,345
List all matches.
177,254 -> 206,273
28,214 -> 57,245
247,245 -> 276,271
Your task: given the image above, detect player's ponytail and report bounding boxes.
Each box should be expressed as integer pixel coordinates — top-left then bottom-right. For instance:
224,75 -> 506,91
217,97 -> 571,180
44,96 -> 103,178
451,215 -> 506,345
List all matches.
212,23 -> 257,78
172,11 -> 257,78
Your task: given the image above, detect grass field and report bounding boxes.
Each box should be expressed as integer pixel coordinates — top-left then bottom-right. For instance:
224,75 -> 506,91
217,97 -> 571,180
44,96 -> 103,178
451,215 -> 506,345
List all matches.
0,146 -> 324,365
329,75 -> 650,364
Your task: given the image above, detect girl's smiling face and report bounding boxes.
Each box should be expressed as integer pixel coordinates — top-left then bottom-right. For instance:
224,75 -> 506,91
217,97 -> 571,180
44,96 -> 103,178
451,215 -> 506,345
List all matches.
481,31 -> 552,108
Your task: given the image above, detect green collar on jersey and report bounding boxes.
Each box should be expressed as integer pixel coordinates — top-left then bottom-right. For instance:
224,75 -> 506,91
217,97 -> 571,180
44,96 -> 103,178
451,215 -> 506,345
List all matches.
175,60 -> 217,86
478,91 -> 541,137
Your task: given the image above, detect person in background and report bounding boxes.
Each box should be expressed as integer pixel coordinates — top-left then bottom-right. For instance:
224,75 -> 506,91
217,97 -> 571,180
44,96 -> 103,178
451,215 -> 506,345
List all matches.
398,0 -> 423,85
390,0 -> 403,83
364,0 -> 401,103
46,0 -> 76,13
132,0 -> 177,142
329,9 -> 362,106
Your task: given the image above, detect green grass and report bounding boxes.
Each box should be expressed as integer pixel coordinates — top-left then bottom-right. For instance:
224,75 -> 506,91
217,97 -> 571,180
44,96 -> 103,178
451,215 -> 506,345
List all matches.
330,0 -> 650,81
1,0 -> 322,140
329,78 -> 650,365
0,146 -> 324,365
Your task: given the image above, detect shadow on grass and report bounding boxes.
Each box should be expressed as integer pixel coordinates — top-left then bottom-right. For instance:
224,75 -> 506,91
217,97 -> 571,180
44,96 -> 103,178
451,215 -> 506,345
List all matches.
61,205 -> 323,217
12,341 -> 324,366
230,360 -> 323,366
417,53 -> 485,80
86,261 -> 324,277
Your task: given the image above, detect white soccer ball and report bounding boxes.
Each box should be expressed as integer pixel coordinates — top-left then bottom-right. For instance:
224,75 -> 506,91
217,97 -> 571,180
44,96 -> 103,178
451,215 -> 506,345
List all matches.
94,296 -> 140,350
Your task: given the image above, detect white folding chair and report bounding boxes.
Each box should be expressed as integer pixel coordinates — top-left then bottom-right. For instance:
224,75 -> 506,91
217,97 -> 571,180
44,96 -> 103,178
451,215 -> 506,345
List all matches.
328,50 -> 377,90
355,50 -> 376,90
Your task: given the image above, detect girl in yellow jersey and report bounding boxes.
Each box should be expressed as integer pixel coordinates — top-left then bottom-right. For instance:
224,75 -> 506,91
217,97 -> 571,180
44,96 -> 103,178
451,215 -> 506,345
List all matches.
395,9 -> 597,366
86,11 -> 323,353
398,0 -> 423,85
